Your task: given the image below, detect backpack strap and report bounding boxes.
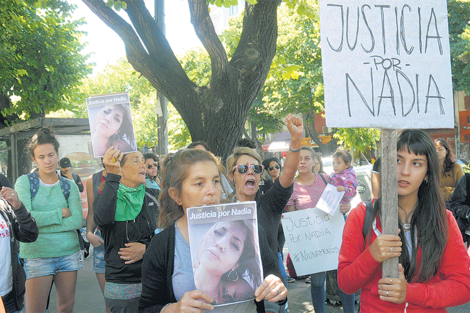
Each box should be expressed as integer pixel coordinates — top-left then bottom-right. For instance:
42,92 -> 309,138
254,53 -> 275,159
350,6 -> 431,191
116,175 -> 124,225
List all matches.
319,173 -> 328,186
27,172 -> 40,201
27,171 -> 70,202
58,175 -> 71,201
363,200 -> 374,239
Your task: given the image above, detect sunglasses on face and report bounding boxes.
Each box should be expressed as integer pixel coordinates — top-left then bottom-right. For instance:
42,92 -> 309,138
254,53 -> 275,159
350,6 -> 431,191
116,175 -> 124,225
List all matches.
147,162 -> 159,169
232,164 -> 264,174
268,165 -> 280,171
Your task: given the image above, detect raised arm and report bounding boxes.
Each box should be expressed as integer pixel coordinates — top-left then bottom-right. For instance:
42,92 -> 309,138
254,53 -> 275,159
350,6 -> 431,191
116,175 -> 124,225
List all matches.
94,147 -> 123,229
86,174 -> 105,248
278,114 -> 303,188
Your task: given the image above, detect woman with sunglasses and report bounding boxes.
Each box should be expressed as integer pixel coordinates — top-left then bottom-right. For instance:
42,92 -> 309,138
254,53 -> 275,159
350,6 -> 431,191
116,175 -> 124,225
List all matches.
144,153 -> 161,195
226,114 -> 302,267
264,158 -> 282,181
262,155 -> 282,188
139,149 -> 287,312
94,147 -> 159,312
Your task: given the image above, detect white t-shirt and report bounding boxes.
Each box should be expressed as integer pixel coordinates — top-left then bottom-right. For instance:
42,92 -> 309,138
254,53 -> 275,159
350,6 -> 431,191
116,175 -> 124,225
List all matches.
0,211 -> 13,296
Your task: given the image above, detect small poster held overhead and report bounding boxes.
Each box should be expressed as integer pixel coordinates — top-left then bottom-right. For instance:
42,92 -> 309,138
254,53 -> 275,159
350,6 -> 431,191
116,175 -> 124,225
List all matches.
86,93 -> 137,158
319,0 -> 454,129
187,202 -> 262,306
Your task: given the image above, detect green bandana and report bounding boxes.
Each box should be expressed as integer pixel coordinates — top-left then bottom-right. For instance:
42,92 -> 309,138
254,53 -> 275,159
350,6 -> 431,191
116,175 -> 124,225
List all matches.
115,183 -> 146,221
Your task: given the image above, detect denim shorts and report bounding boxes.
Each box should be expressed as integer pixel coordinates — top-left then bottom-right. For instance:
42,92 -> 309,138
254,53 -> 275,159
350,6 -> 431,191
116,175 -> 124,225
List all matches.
24,250 -> 82,280
93,231 -> 106,274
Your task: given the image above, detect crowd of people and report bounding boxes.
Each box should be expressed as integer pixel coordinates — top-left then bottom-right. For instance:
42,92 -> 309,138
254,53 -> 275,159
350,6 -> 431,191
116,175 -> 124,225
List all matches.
2,118 -> 470,313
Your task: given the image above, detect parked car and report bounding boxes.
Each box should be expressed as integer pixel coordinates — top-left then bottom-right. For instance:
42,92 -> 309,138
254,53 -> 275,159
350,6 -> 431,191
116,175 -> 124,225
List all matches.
321,156 -> 372,209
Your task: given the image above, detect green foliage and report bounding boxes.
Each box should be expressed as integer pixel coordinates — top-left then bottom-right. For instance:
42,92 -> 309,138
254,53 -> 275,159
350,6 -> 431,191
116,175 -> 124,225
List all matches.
67,58 -> 191,149
179,48 -> 212,86
448,0 -> 470,94
333,128 -> 380,152
208,0 -> 257,7
0,0 -> 92,123
167,103 -> 191,150
105,0 -> 127,10
222,1 -> 328,140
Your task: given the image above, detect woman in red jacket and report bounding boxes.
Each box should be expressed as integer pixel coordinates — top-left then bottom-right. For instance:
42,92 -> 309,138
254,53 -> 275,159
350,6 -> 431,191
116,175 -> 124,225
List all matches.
338,129 -> 470,312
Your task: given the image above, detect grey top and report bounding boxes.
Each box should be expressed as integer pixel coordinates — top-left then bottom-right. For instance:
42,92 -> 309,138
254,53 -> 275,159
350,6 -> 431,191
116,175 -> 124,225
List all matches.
172,222 -> 257,312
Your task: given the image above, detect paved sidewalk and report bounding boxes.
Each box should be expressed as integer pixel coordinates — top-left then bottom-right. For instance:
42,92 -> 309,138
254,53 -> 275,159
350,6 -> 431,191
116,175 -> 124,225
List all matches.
285,275 -> 470,312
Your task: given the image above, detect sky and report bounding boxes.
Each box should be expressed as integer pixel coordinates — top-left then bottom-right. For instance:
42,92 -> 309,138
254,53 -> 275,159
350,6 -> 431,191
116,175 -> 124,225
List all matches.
69,0 -> 202,74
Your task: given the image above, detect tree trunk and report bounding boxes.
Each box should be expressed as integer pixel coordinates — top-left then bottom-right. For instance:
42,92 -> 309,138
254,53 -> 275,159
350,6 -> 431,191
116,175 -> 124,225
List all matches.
82,0 -> 281,160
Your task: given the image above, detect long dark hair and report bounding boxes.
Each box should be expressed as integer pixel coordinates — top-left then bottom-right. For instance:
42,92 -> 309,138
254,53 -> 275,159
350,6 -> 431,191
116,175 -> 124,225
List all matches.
158,149 -> 222,229
434,138 -> 456,174
364,129 -> 448,283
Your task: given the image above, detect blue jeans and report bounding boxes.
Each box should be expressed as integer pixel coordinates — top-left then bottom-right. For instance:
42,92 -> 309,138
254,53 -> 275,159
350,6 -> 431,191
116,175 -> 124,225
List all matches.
24,250 -> 82,279
310,272 -> 355,313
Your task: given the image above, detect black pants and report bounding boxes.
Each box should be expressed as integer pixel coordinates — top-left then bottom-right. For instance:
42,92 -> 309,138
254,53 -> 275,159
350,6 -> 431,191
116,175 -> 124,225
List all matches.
2,290 -> 22,313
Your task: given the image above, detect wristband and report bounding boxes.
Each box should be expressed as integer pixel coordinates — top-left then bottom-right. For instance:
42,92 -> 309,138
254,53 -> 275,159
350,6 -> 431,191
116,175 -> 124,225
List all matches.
161,303 -> 171,313
289,147 -> 301,153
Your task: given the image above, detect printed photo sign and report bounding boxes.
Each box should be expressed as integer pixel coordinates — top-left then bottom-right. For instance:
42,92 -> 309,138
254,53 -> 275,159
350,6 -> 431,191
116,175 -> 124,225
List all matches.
187,202 -> 262,306
320,0 -> 454,128
86,93 -> 137,158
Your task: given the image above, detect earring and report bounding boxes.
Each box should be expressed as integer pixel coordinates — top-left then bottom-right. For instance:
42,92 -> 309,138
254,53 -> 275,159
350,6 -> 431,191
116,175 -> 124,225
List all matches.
227,269 -> 239,281
110,132 -> 121,143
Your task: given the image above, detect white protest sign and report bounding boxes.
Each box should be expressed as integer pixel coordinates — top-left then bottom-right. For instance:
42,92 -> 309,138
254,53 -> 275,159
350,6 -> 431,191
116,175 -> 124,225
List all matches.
282,208 -> 345,276
320,0 -> 453,129
316,184 -> 345,216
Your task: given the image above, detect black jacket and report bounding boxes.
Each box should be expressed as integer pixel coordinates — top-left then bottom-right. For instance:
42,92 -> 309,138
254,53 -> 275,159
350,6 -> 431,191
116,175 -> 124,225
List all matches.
93,173 -> 158,283
138,224 -> 285,313
449,173 -> 470,242
60,172 -> 84,193
0,202 -> 38,311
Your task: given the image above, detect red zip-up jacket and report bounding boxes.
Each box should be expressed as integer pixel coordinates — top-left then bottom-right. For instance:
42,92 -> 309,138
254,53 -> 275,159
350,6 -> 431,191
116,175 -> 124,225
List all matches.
338,202 -> 470,312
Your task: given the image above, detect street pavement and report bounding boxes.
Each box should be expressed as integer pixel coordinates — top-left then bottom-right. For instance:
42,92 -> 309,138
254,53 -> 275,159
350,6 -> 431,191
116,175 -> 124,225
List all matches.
46,246 -> 470,313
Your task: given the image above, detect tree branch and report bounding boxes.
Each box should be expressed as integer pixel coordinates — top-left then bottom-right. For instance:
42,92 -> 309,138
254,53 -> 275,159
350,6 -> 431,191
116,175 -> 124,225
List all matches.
82,0 -> 148,62
188,0 -> 230,84
227,0 -> 281,110
82,0 -> 196,108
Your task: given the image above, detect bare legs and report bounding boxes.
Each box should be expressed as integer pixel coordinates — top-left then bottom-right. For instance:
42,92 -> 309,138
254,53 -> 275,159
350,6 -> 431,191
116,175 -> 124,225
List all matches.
96,272 -> 111,313
25,275 -> 54,313
25,271 -> 77,313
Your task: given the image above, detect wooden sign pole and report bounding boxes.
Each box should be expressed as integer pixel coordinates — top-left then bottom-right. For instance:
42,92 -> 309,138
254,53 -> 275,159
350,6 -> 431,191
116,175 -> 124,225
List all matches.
380,129 -> 399,278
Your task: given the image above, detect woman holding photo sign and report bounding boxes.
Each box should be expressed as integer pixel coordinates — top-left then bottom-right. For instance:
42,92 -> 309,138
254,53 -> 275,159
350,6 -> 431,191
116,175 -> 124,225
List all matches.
139,149 -> 286,313
338,130 -> 470,312
285,146 -> 354,313
93,147 -> 158,312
